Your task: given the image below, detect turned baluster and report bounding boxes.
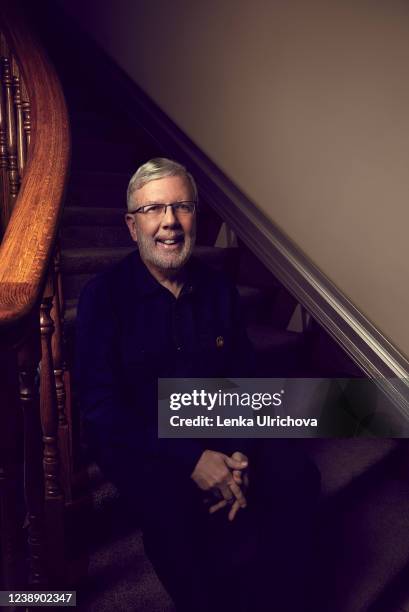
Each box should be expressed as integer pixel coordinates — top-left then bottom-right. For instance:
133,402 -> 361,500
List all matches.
3,54 -> 19,206
21,77 -> 31,148
51,250 -> 72,502
54,247 -> 65,328
53,248 -> 75,472
0,36 -> 9,232
40,270 -> 65,583
18,326 -> 46,586
13,61 -> 26,177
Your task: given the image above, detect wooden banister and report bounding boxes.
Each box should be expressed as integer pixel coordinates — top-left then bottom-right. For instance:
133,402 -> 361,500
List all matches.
0,1 -> 70,326
0,1 -> 71,591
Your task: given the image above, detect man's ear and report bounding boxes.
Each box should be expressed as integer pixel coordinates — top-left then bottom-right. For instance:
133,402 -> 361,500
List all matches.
125,213 -> 138,243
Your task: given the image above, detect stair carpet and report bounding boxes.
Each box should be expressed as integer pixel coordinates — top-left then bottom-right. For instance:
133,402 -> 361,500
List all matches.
59,107 -> 409,611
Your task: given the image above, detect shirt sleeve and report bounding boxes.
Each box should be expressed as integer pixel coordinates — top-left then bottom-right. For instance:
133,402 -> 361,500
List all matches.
75,276 -> 205,488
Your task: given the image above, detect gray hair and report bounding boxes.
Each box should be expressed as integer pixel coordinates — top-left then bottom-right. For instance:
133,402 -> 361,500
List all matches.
127,157 -> 198,210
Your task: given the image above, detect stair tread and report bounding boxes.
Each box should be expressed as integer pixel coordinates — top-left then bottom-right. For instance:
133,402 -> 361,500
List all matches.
237,285 -> 263,299
85,529 -> 174,611
60,225 -> 132,249
62,206 -> 126,226
64,301 -> 77,325
247,323 -> 301,350
63,204 -> 218,225
61,246 -> 240,300
62,245 -> 238,270
61,246 -> 135,274
302,438 -> 397,497
317,445 -> 409,612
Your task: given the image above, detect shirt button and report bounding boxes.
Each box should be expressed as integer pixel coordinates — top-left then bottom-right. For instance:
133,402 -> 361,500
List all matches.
177,346 -> 182,351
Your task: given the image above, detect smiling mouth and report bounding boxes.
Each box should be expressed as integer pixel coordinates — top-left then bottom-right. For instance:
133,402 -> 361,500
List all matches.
155,236 -> 184,248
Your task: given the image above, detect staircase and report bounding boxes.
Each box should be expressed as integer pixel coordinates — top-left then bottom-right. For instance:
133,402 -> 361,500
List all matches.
33,8 -> 409,612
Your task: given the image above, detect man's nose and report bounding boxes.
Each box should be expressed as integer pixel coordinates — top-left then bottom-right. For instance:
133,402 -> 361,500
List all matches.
161,205 -> 181,227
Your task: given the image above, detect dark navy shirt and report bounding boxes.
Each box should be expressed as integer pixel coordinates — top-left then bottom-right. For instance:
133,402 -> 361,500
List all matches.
76,249 -> 255,486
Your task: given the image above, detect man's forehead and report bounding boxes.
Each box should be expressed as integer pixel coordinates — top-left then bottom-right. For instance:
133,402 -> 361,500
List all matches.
133,175 -> 193,203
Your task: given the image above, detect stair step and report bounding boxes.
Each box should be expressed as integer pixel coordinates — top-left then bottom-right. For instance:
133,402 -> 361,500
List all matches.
84,528 -> 174,611
237,285 -> 271,324
61,224 -> 132,249
315,443 -> 409,612
63,273 -> 98,301
65,172 -> 131,207
61,204 -> 221,248
61,245 -> 239,275
247,324 -> 302,352
61,207 -> 223,248
238,241 -> 282,291
61,246 -> 135,275
63,206 -> 127,225
237,285 -> 264,308
302,439 -> 397,497
247,323 -> 305,375
64,299 -> 77,326
194,245 -> 239,276
61,246 -> 240,300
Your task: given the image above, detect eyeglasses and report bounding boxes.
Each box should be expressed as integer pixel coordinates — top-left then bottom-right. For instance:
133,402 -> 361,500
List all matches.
129,201 -> 196,217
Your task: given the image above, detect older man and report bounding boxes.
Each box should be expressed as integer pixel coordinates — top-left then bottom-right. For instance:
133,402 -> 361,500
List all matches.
76,158 -> 319,612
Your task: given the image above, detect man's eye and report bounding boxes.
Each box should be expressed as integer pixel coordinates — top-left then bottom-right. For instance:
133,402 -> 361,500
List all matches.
145,204 -> 163,214
175,204 -> 192,213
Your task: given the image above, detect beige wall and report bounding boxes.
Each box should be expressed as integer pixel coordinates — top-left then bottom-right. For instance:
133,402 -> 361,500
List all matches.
59,0 -> 409,357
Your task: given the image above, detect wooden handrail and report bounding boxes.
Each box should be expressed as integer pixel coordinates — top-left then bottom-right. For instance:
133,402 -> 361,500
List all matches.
0,2 -> 72,589
0,2 -> 70,326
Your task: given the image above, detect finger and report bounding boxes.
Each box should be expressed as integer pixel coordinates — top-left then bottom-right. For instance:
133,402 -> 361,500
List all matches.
232,469 -> 242,485
224,455 -> 248,470
209,499 -> 228,514
219,484 -> 236,503
228,480 -> 247,508
228,500 -> 242,522
232,451 -> 248,463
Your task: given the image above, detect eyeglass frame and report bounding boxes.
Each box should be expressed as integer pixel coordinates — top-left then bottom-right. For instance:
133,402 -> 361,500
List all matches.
128,201 -> 197,216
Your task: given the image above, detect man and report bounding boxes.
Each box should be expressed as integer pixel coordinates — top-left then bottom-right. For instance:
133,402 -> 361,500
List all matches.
76,158 -> 320,611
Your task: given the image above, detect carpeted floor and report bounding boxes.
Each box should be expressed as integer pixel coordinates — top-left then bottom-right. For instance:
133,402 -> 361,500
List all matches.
77,527 -> 174,612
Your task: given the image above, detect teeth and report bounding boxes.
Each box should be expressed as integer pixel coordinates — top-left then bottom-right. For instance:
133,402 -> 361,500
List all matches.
160,239 -> 179,244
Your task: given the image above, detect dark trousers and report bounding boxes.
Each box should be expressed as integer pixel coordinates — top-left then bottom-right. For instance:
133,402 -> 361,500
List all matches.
116,440 -> 321,612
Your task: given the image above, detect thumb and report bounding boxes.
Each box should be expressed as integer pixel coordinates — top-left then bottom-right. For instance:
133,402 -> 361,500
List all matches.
224,455 -> 248,470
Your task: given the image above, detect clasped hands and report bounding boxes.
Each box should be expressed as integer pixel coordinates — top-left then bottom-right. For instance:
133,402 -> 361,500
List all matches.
191,450 -> 249,521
